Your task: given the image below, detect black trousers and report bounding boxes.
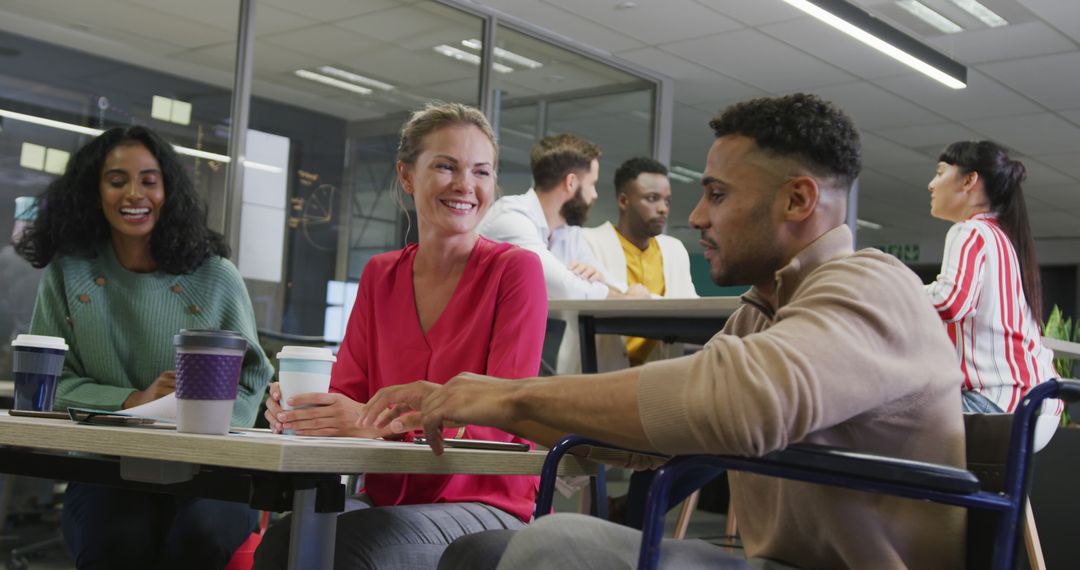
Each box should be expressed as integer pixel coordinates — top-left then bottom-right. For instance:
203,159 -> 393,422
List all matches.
61,482 -> 258,570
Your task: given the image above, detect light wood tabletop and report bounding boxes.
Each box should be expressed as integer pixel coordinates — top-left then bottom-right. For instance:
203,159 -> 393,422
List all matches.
0,412 -> 595,476
548,296 -> 742,318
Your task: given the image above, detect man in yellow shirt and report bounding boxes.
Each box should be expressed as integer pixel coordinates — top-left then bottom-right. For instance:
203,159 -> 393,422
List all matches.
583,157 -> 698,368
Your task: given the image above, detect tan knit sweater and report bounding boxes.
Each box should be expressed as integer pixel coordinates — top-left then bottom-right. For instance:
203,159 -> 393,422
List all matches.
638,225 -> 966,569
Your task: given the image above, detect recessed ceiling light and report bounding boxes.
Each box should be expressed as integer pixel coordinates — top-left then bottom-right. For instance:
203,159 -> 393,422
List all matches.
316,66 -> 394,91
949,0 -> 1007,27
615,1 -> 639,10
896,0 -> 963,34
433,45 -> 513,73
667,171 -> 695,184
460,39 -> 543,70
294,69 -> 373,95
856,218 -> 884,230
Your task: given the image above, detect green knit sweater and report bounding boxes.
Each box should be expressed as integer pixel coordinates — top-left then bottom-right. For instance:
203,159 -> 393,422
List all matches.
29,242 -> 273,427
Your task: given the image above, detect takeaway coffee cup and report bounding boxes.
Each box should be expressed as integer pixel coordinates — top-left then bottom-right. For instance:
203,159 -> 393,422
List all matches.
11,334 -> 68,411
173,329 -> 247,435
276,346 -> 336,435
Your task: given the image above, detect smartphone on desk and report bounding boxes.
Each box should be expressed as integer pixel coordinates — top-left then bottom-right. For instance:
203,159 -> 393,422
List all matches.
67,407 -> 157,426
412,437 -> 530,452
8,409 -> 70,420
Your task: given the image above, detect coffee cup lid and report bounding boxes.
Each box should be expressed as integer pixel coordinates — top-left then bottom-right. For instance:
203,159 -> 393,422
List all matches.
277,345 -> 336,363
173,329 -> 247,352
12,334 -> 68,351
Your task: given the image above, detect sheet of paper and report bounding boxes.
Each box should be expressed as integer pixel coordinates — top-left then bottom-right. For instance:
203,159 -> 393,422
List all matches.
123,392 -> 177,422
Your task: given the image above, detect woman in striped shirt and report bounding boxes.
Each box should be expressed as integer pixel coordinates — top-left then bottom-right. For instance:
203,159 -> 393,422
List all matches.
925,140 -> 1060,444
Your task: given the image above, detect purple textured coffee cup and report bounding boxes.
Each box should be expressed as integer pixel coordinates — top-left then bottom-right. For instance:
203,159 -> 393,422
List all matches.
173,329 -> 247,435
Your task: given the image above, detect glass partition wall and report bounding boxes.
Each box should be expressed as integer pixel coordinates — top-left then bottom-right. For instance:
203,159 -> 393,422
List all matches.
0,0 -> 669,353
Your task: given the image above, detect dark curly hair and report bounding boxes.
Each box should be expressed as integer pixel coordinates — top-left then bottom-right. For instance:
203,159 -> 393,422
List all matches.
709,93 -> 861,190
15,125 -> 229,274
939,140 -> 1042,320
614,157 -> 668,197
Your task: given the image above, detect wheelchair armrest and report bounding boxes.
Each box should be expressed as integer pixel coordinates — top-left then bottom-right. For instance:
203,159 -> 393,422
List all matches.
761,443 -> 980,494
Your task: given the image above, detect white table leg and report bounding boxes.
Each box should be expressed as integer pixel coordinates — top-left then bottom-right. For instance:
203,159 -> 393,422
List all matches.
287,488 -> 337,570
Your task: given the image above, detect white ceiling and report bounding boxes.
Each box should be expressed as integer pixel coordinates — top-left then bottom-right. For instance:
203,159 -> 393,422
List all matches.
0,0 -> 1077,258
477,0 -> 1080,255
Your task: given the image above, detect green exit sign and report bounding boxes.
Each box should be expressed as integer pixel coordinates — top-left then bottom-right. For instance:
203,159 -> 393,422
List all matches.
876,244 -> 920,263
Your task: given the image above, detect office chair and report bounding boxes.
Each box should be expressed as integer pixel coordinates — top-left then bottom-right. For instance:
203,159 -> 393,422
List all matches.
534,379 -> 1080,570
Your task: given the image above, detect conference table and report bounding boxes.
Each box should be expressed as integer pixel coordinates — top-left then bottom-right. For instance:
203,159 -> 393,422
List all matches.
548,297 -> 743,375
0,412 -> 596,570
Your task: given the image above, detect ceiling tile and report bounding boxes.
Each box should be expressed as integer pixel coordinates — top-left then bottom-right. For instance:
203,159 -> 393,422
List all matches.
616,47 -> 765,106
1013,158 -> 1076,187
1063,109 -> 1080,125
809,82 -> 942,130
874,122 -> 979,148
254,5 -> 319,36
258,0 -> 401,22
335,5 -> 478,47
978,51 -> 1080,111
545,0 -> 742,45
694,0 -> 806,26
758,19 -> 914,80
1018,0 -> 1080,44
927,21 -> 1074,65
1038,152 -> 1080,180
966,112 -> 1080,155
261,24 -> 381,62
662,29 -> 855,92
476,0 -> 644,53
874,69 -> 1041,121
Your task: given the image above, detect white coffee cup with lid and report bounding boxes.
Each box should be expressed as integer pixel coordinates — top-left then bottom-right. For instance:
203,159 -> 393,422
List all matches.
276,347 -> 336,435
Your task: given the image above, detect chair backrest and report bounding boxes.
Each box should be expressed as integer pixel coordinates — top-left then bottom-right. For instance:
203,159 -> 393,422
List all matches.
963,413 -> 1013,569
540,318 -> 566,376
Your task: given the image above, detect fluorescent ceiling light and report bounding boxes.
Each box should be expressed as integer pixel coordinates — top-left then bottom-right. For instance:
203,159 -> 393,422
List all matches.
1,108 -> 279,171
461,39 -> 543,69
856,218 -> 883,230
896,0 -> 963,33
782,0 -> 967,89
433,45 -> 513,73
950,0 -> 1007,27
294,69 -> 372,95
316,66 -> 394,91
667,171 -> 696,184
670,165 -> 704,180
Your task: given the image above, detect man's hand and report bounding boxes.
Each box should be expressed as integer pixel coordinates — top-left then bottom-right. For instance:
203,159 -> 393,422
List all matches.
359,374 -> 524,455
270,389 -> 401,438
568,261 -> 605,283
625,284 -> 651,298
122,371 -> 175,409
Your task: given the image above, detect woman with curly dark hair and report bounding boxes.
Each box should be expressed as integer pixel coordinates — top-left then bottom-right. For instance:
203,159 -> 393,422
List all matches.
18,125 -> 273,569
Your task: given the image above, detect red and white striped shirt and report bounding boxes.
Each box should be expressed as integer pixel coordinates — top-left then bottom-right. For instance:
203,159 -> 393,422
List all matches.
926,213 -> 1061,415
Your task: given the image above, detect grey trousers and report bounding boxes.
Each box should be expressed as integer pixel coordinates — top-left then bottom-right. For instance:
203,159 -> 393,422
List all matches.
439,513 -> 751,570
253,500 -> 525,570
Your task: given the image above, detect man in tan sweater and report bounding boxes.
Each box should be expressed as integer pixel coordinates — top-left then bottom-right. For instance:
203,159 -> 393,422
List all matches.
361,93 -> 967,569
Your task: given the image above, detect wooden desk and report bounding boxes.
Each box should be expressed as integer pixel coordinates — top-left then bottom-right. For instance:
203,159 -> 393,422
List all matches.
549,297 -> 742,374
0,413 -> 594,570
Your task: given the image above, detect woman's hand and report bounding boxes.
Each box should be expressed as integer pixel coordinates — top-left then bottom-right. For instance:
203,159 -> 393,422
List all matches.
122,371 -> 176,409
275,391 -> 400,438
264,382 -> 285,433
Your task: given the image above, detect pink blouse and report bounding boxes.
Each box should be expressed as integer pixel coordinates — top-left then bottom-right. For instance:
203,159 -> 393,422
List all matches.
331,236 -> 547,522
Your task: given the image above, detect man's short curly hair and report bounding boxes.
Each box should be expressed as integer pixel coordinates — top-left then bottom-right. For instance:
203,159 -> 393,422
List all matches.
613,157 -> 668,198
709,93 -> 861,190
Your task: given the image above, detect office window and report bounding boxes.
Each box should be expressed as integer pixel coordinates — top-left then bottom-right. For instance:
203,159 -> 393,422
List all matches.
0,0 -> 238,375
491,25 -> 656,227
244,0 -> 485,339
